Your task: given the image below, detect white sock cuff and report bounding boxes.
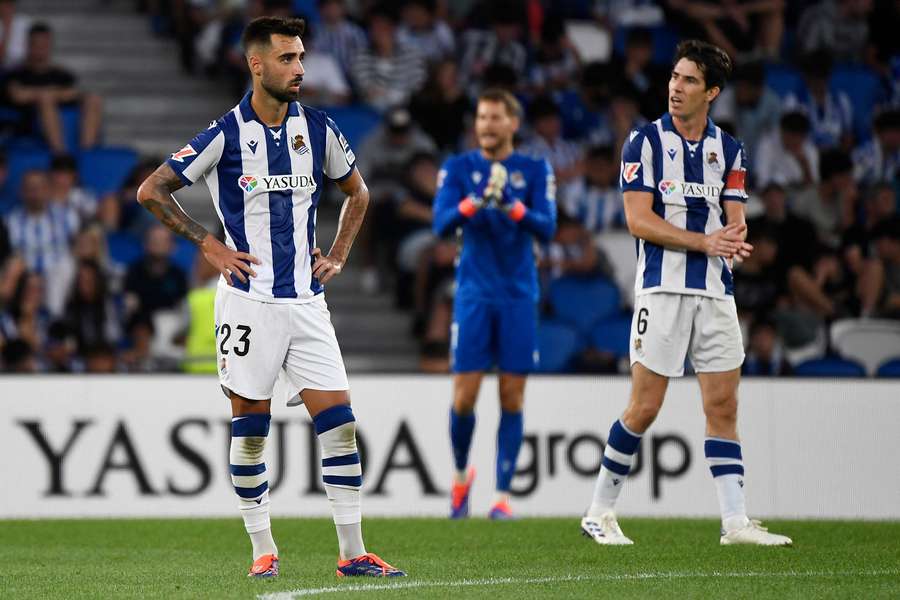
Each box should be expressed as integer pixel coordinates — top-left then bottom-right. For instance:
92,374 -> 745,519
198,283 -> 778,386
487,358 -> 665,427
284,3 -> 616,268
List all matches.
239,491 -> 272,533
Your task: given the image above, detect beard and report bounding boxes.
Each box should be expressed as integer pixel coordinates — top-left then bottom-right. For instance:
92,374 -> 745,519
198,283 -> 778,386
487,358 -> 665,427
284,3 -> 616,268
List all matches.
261,76 -> 301,103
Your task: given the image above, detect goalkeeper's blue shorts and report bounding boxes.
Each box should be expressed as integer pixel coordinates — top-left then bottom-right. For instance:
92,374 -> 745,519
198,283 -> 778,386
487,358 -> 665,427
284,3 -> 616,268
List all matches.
451,298 -> 538,374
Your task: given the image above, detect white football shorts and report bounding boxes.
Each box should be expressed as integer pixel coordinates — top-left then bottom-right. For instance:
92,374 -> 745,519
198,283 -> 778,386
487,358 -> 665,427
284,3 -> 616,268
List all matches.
214,287 -> 349,400
629,292 -> 745,377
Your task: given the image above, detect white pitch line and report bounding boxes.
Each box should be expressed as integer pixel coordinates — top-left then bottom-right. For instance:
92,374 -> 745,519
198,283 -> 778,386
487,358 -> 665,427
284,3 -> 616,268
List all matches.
258,569 -> 900,600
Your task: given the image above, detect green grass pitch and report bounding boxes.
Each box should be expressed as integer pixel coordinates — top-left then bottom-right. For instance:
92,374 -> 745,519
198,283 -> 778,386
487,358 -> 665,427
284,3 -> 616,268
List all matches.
2,518 -> 898,599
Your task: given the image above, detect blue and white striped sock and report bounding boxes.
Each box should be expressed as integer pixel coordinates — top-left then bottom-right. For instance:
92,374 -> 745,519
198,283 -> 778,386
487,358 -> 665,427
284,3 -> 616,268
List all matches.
231,413 -> 277,559
313,404 -> 366,560
588,419 -> 642,517
705,437 -> 749,532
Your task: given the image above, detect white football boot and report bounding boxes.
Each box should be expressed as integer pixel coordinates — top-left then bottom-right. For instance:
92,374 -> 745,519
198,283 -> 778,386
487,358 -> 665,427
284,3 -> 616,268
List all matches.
720,519 -> 793,546
581,511 -> 634,545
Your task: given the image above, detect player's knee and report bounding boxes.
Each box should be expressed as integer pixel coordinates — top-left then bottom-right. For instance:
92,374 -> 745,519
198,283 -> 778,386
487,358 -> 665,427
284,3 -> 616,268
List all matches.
453,381 -> 480,414
454,395 -> 477,415
499,391 -> 524,412
704,395 -> 737,422
623,397 -> 662,432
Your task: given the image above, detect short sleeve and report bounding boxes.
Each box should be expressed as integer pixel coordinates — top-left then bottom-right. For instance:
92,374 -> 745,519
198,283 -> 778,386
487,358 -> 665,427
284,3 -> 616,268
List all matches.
721,143 -> 749,202
165,119 -> 225,186
619,129 -> 655,193
324,116 -> 356,182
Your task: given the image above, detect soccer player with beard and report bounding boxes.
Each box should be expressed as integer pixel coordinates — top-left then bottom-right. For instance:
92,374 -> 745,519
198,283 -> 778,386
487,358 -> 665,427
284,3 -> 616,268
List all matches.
580,40 -> 792,547
433,89 -> 557,520
136,16 -> 405,578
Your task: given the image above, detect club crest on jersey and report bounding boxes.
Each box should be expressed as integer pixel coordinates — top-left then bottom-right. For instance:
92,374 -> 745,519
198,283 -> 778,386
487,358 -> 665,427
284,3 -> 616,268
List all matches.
291,134 -> 309,155
510,170 -> 526,189
622,162 -> 641,183
170,144 -> 197,163
238,175 -> 258,193
707,151 -> 721,170
471,171 -> 483,185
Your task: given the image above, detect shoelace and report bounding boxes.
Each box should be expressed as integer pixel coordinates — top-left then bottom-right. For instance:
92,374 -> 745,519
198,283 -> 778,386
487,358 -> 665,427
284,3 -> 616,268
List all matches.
352,553 -> 397,575
583,520 -> 605,537
748,519 -> 768,532
600,515 -> 624,536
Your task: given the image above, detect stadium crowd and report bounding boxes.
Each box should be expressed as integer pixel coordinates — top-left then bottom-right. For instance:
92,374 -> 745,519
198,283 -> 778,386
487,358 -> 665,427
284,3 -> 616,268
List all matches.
0,0 -> 899,375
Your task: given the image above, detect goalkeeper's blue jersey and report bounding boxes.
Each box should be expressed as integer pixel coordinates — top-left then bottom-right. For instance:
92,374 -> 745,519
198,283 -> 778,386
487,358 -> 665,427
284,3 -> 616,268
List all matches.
432,150 -> 557,302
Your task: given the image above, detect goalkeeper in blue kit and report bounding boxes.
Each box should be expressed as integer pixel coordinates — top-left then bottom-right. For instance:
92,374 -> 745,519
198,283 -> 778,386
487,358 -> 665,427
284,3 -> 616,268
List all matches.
432,88 -> 557,519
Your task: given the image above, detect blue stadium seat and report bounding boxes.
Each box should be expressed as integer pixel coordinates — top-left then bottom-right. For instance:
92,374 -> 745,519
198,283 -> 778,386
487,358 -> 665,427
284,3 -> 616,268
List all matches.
31,105 -> 82,154
536,320 -> 582,373
876,358 -> 900,378
0,147 -> 52,214
547,275 -> 621,331
590,313 -> 632,357
171,236 -> 198,274
106,231 -> 142,267
78,147 -> 139,196
793,356 -> 866,378
831,65 -> 884,143
321,104 -> 381,147
612,24 -> 680,65
764,63 -> 804,99
293,0 -> 320,23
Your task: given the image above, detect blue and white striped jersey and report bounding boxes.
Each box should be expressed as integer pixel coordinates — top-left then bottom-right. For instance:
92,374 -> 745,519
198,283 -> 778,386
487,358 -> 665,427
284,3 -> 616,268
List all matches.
5,203 -> 79,273
620,113 -> 748,299
166,92 -> 356,304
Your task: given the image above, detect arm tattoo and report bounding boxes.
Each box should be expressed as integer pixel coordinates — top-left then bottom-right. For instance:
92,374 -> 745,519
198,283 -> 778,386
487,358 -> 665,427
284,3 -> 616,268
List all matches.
137,163 -> 209,245
329,173 -> 369,263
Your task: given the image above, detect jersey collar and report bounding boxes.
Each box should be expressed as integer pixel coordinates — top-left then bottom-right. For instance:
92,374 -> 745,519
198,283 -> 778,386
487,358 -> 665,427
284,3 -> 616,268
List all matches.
661,112 -> 716,141
239,91 -> 301,127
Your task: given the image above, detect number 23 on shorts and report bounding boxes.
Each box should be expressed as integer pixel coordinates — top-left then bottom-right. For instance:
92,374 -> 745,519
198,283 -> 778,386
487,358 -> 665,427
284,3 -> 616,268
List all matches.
219,323 -> 252,356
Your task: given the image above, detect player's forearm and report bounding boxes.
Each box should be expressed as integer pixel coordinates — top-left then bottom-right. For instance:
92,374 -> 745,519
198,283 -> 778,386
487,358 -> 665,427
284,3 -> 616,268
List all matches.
626,210 -> 706,253
433,207 -> 463,236
518,209 -> 556,243
723,200 -> 747,241
328,183 -> 369,264
136,164 -> 209,246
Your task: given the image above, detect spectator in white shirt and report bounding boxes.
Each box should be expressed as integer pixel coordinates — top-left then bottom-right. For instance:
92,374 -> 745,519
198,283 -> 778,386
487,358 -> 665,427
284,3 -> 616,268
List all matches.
0,0 -> 30,68
853,110 -> 900,187
754,111 -> 819,191
397,0 -> 455,65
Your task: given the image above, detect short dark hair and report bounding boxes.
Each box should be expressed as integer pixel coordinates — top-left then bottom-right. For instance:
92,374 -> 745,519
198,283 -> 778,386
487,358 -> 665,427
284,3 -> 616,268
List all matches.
733,60 -> 765,86
241,16 -> 306,53
874,109 -> 900,132
819,148 -> 853,181
528,95 -> 560,121
871,216 -> 900,242
780,111 -> 811,134
2,338 -> 33,368
478,87 -> 522,119
625,27 -> 653,48
50,154 -> 77,172
672,39 -> 732,91
586,145 -> 614,161
28,22 -> 51,37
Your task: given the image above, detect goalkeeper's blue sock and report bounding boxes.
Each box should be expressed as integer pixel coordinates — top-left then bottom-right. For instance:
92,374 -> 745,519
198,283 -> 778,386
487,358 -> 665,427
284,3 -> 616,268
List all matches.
496,410 -> 523,493
588,419 -> 642,517
231,413 -> 278,560
704,437 -> 749,531
450,407 -> 476,483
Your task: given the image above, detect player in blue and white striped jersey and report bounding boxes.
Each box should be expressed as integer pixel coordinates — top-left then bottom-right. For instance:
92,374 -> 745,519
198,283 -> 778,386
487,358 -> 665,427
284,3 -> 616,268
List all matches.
136,16 -> 404,579
580,40 -> 792,548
